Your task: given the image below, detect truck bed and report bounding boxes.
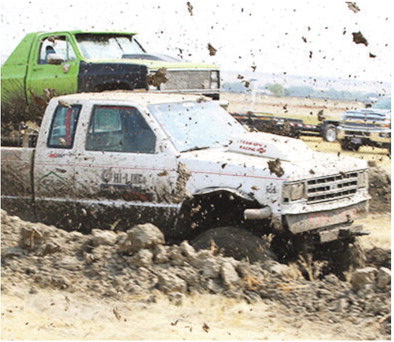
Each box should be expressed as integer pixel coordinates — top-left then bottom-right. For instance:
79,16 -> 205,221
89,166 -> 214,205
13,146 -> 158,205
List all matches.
1,147 -> 35,219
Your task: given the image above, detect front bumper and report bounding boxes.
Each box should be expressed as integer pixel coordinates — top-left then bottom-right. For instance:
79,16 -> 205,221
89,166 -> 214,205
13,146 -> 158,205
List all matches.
284,200 -> 369,235
337,126 -> 391,144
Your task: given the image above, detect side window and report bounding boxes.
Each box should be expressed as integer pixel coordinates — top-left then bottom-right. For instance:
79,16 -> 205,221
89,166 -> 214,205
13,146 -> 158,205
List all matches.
39,36 -> 76,64
48,105 -> 81,148
86,105 -> 156,153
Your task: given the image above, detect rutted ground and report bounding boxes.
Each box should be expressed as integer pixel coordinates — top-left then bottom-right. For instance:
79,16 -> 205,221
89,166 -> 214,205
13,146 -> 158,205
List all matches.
1,195 -> 391,340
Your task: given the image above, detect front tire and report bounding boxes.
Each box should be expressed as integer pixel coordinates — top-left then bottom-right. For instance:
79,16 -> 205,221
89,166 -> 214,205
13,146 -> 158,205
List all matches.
340,139 -> 361,151
190,226 -> 275,263
318,238 -> 366,279
322,124 -> 337,142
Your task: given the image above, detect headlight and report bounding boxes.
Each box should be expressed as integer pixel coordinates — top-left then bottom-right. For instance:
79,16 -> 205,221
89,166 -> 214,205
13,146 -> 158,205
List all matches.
283,182 -> 306,202
210,71 -> 219,89
357,170 -> 368,188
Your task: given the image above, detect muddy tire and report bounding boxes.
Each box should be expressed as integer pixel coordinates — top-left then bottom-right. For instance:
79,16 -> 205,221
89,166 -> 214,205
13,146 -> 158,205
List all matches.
322,124 -> 337,142
320,238 -> 366,278
190,226 -> 275,263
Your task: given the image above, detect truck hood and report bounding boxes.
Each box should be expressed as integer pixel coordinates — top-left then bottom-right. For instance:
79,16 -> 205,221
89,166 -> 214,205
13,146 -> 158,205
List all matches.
178,132 -> 368,181
227,132 -> 314,162
83,58 -> 218,70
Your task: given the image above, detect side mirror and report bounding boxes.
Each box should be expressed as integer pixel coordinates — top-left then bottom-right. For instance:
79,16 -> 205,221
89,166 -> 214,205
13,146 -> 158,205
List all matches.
47,53 -> 64,65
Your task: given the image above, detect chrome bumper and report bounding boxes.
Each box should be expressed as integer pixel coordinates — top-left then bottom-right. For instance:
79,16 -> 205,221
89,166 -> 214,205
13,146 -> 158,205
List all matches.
337,126 -> 391,144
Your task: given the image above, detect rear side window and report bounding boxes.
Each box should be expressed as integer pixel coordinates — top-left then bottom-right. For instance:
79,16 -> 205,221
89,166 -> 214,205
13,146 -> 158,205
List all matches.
38,36 -> 77,64
86,105 -> 156,153
47,105 -> 81,148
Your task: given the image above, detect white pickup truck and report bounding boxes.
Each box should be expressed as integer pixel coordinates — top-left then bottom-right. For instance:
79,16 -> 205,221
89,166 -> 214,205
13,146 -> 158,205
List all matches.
1,92 -> 370,270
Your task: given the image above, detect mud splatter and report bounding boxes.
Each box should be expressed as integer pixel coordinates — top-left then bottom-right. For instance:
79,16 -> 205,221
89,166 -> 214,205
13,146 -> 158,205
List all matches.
352,31 -> 368,46
186,1 -> 193,16
346,2 -> 360,13
317,110 -> 326,121
207,43 -> 217,56
172,162 -> 192,203
267,159 -> 284,177
147,68 -> 168,87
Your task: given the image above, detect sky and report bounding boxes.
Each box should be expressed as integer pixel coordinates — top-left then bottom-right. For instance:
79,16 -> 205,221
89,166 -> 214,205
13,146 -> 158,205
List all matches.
0,0 -> 392,83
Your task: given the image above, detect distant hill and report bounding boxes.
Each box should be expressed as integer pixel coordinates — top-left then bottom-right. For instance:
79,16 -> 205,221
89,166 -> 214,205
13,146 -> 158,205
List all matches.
221,70 -> 391,101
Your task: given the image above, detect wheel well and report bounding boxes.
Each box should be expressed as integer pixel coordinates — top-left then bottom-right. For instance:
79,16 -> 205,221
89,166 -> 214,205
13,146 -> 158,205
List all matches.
172,189 -> 266,242
322,120 -> 340,127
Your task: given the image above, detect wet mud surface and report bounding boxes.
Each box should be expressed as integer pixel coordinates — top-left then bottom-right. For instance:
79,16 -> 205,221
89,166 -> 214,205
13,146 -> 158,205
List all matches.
1,207 -> 391,340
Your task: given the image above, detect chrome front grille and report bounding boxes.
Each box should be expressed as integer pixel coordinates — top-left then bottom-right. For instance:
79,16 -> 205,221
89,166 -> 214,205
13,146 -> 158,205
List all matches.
307,172 -> 359,203
159,70 -> 212,91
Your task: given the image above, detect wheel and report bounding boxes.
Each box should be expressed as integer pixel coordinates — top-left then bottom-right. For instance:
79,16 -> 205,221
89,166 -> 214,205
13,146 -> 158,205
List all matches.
322,124 -> 337,142
190,226 -> 275,263
318,238 -> 366,279
340,139 -> 361,151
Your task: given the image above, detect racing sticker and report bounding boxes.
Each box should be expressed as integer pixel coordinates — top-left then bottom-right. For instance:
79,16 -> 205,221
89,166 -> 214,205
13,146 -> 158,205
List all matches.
239,139 -> 267,154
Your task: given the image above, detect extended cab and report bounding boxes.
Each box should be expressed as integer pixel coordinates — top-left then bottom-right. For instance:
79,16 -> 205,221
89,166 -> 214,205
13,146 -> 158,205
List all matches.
1,92 -> 370,269
1,31 -> 220,127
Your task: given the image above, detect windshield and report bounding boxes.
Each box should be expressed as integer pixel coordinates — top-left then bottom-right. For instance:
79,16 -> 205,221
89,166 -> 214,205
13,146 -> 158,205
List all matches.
372,97 -> 391,110
75,34 -> 145,59
149,101 -> 246,152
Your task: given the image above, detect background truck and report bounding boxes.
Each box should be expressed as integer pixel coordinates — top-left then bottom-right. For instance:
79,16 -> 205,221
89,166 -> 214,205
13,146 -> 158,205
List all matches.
231,111 -> 339,142
1,91 -> 370,275
1,30 -> 220,131
337,97 -> 391,153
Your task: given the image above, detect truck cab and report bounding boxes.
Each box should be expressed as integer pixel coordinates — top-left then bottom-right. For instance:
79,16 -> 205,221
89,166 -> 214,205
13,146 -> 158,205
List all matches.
1,31 -> 220,131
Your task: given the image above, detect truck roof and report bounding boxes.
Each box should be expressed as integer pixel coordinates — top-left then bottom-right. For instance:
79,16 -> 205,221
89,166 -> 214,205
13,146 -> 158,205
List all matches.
27,30 -> 138,36
55,91 -> 206,106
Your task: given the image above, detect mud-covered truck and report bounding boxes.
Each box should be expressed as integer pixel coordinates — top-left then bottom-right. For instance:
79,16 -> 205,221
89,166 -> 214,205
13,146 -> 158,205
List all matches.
1,30 -> 220,129
1,92 -> 370,272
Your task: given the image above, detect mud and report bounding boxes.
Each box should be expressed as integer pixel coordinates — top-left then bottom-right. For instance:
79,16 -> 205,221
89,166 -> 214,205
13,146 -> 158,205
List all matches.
1,209 -> 391,339
146,68 -> 168,88
267,158 -> 285,177
352,31 -> 368,46
368,166 -> 391,213
207,43 -> 217,56
346,2 -> 361,13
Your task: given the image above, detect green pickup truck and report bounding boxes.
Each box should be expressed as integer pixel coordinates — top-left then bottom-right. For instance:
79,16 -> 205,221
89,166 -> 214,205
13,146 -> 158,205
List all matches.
1,30 -> 220,128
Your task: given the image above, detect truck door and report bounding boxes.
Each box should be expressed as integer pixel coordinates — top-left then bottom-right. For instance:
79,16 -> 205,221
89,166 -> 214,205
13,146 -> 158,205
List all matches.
73,104 -> 179,231
26,34 -> 79,100
33,103 -> 81,227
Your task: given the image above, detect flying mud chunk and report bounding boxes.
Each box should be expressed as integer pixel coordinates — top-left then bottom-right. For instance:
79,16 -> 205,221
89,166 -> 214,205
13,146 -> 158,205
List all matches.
147,68 -> 168,88
346,2 -> 361,13
352,31 -> 368,46
207,43 -> 217,56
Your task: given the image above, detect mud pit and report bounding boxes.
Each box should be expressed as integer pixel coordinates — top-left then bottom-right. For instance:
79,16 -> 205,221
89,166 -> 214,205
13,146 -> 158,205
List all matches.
1,202 -> 391,340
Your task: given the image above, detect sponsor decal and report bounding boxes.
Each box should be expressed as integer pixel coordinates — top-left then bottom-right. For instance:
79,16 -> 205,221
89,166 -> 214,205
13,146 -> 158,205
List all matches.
99,169 -> 151,201
238,140 -> 267,154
